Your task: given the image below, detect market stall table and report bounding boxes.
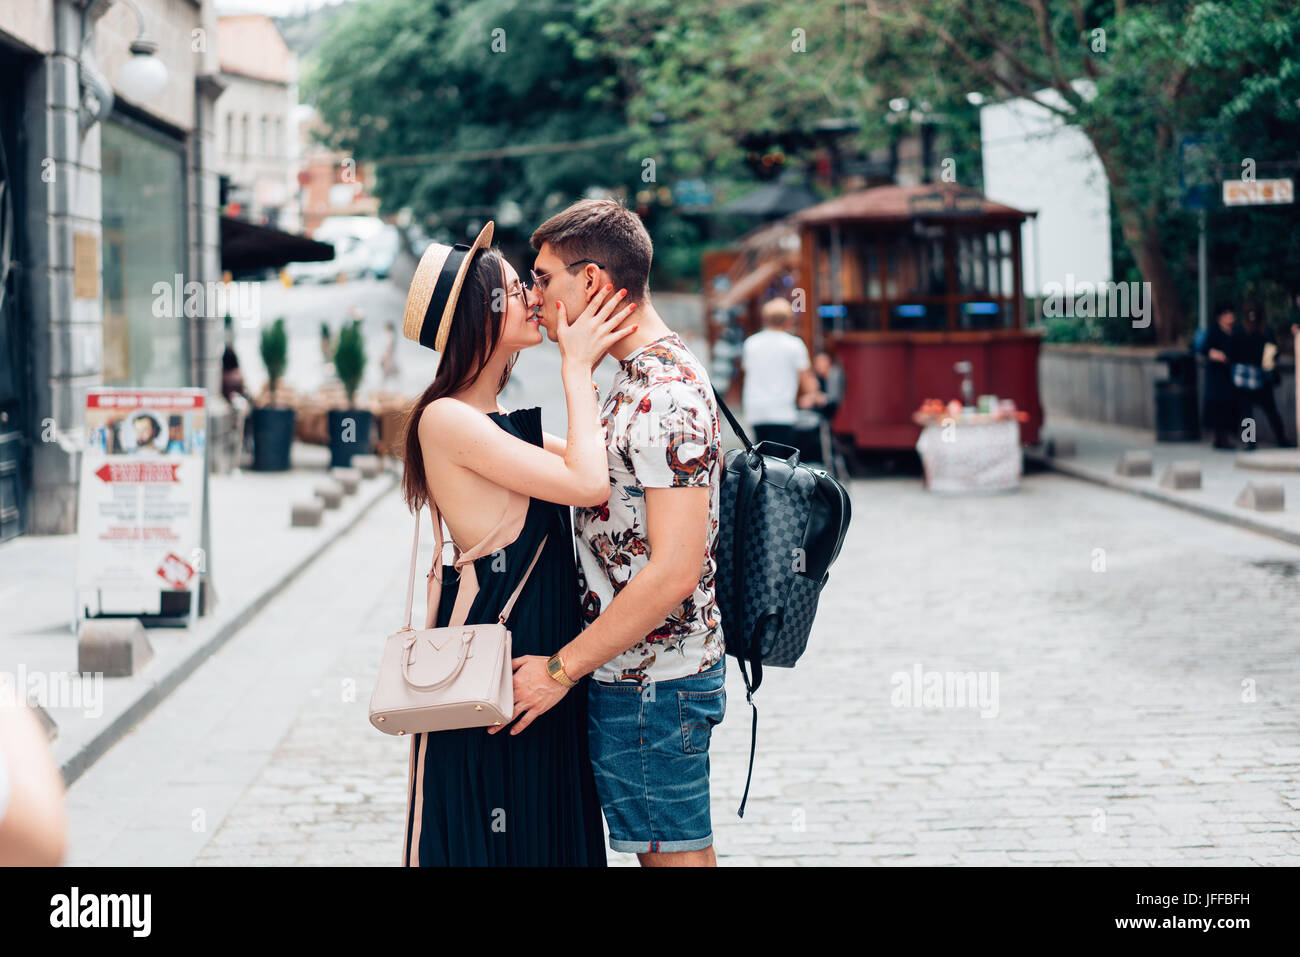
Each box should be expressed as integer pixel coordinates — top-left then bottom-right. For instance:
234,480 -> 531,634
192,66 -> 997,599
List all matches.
913,411 -> 1022,494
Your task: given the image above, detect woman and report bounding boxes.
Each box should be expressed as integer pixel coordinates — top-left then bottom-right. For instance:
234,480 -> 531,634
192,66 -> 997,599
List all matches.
398,222 -> 636,866
1233,301 -> 1294,448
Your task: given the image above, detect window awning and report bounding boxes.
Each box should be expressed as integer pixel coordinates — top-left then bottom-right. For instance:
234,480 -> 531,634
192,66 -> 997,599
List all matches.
220,215 -> 334,274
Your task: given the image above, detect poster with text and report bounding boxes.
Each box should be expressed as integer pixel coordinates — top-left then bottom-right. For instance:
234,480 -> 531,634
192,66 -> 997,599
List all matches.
76,388 -> 207,617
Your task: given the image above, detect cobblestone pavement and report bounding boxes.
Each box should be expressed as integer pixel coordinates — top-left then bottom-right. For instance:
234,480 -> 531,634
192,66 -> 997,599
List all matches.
65,464 -> 1300,865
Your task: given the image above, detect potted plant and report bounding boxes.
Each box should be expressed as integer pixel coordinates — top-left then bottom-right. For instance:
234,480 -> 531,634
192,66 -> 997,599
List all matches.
251,317 -> 295,471
327,318 -> 372,467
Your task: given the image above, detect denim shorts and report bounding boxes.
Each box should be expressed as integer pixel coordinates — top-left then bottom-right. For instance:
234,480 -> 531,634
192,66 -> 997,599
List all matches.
587,659 -> 726,854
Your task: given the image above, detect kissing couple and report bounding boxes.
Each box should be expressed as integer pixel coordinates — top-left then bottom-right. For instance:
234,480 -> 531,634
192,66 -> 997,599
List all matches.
398,199 -> 726,867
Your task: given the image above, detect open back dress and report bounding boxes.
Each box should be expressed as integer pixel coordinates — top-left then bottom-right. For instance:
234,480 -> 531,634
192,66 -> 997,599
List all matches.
403,406 -> 607,866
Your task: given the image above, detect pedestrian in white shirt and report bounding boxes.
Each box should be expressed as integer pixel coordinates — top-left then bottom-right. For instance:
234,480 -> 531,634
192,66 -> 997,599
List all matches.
741,297 -> 820,447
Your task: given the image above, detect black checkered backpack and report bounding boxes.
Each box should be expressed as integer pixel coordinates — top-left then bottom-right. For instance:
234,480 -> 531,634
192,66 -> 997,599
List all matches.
713,390 -> 852,817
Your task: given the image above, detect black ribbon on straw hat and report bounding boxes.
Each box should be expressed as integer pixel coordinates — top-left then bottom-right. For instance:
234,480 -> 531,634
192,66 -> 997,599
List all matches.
402,221 -> 495,353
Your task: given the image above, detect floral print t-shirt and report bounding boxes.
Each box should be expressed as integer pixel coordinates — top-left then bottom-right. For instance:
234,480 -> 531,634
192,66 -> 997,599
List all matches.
575,332 -> 724,684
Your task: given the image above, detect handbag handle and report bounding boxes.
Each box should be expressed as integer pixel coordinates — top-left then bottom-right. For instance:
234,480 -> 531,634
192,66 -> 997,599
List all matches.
400,629 -> 473,692
401,503 -> 548,631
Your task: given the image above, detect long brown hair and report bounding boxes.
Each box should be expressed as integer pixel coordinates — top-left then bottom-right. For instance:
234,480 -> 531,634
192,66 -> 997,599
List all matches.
400,248 -> 515,511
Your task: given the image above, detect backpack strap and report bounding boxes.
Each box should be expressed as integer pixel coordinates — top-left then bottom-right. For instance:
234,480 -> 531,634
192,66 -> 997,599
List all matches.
717,385 -> 768,819
731,450 -> 766,818
713,386 -> 754,452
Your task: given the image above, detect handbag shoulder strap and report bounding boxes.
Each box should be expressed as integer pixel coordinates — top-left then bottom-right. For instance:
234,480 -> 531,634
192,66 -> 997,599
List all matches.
495,535 -> 548,626
400,502 -> 548,631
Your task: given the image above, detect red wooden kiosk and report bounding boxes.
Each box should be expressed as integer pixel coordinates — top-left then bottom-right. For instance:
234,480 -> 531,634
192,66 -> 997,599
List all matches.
724,183 -> 1043,450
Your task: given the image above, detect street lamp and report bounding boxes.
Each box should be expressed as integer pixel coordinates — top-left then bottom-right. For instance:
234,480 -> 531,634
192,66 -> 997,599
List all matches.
79,0 -> 170,133
117,33 -> 169,103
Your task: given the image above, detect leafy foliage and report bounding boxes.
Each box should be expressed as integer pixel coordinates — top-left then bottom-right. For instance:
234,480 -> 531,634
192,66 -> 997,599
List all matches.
306,0 -> 634,239
260,317 -> 288,404
334,319 -> 368,407
567,0 -> 1300,343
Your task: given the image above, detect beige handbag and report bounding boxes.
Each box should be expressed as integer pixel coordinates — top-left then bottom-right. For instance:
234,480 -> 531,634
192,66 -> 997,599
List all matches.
368,503 -> 546,736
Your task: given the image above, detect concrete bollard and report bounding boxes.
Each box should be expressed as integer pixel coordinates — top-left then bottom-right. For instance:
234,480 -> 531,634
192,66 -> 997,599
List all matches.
292,499 -> 324,527
1235,482 -> 1285,512
1046,437 -> 1076,458
330,467 -> 361,494
78,618 -> 154,678
351,454 -> 381,479
1159,461 -> 1202,490
1116,450 -> 1153,477
314,480 -> 344,509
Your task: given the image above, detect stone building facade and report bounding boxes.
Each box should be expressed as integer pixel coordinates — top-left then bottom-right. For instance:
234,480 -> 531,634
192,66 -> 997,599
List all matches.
0,0 -> 228,540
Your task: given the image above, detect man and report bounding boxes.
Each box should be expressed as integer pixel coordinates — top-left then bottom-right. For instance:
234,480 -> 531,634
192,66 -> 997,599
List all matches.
130,412 -> 163,453
509,199 -> 726,867
742,297 -> 820,447
1200,304 -> 1238,450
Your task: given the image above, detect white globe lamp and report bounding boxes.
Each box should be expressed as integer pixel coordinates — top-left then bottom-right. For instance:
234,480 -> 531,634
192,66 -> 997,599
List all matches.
116,38 -> 168,104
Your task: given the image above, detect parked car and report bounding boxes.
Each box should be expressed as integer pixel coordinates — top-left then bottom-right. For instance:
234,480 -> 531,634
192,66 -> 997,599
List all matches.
365,225 -> 401,279
285,233 -> 371,284
286,217 -> 391,284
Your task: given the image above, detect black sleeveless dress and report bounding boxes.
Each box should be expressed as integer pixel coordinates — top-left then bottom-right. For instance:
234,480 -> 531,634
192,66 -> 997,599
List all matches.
403,407 -> 607,866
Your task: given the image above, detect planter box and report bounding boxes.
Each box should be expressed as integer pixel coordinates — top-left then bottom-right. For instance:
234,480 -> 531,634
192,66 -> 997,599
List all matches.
251,407 -> 295,471
327,409 -> 374,468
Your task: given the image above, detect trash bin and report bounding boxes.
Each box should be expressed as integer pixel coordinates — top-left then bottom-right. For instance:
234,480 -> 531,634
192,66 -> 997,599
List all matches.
1154,349 -> 1200,441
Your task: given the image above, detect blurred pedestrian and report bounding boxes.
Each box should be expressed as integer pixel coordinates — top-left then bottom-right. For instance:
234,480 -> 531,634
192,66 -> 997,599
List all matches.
1199,304 -> 1239,449
221,316 -> 252,459
793,348 -> 845,465
807,348 -> 845,420
742,298 -> 819,448
1234,300 -> 1293,449
220,315 -> 248,403
380,321 -> 401,383
319,321 -> 334,367
0,703 -> 67,866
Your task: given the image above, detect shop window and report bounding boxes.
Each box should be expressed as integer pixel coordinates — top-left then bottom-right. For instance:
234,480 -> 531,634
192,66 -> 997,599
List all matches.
100,119 -> 188,387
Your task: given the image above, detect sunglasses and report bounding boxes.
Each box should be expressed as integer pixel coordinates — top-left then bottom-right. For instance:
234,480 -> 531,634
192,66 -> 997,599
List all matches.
527,259 -> 605,292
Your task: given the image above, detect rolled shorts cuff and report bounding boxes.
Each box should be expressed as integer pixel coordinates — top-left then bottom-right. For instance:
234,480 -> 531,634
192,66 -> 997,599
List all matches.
609,833 -> 714,854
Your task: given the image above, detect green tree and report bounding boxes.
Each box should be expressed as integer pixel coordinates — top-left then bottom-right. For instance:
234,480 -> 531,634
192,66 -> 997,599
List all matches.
571,0 -> 1300,344
305,0 -> 636,238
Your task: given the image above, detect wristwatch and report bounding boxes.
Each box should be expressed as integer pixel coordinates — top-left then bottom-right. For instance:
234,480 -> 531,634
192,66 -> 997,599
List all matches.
546,654 -> 578,689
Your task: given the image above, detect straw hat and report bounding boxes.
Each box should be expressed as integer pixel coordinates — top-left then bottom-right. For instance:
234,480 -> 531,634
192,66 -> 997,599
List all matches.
402,221 -> 495,352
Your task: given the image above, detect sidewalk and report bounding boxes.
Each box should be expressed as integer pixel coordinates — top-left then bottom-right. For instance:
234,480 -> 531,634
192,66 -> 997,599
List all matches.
0,443 -> 398,784
1029,416 -> 1300,546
